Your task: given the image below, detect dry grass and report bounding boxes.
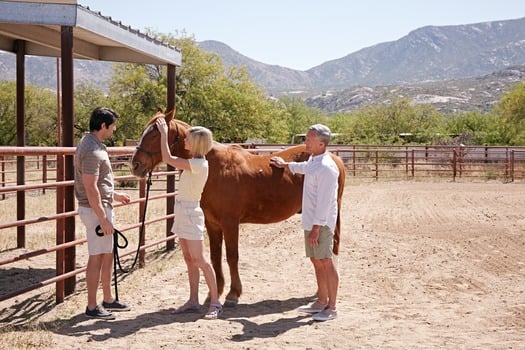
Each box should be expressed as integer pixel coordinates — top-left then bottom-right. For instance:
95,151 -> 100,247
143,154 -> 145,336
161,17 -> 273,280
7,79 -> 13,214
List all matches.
0,324 -> 54,350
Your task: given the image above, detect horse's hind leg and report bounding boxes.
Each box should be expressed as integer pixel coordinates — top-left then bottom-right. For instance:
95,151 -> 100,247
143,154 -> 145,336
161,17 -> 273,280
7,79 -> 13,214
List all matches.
206,222 -> 225,298
223,222 -> 241,307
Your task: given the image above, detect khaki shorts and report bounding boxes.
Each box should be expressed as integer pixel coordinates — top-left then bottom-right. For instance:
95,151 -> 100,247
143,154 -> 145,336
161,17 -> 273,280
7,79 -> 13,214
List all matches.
304,225 -> 334,259
78,206 -> 114,256
172,200 -> 205,240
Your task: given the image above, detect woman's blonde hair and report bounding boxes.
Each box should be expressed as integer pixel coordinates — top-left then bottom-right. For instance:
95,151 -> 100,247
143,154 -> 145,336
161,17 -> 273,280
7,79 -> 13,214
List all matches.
187,126 -> 213,157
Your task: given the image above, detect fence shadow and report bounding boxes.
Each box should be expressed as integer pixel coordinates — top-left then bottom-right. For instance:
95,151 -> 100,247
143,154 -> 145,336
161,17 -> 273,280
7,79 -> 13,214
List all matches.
0,291 -> 55,327
0,267 -> 55,296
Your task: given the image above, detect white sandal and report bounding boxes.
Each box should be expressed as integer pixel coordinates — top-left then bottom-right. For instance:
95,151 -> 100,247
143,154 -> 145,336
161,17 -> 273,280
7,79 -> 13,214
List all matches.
204,303 -> 222,319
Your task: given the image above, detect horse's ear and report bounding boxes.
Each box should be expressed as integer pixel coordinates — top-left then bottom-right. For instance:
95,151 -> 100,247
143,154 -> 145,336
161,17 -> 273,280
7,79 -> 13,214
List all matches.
165,108 -> 176,123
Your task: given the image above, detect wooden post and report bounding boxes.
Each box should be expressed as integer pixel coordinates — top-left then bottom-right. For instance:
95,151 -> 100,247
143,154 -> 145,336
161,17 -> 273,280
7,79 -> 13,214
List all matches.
166,64 -> 176,251
55,153 -> 65,303
452,150 -> 457,182
61,25 -> 76,298
15,39 -> 26,249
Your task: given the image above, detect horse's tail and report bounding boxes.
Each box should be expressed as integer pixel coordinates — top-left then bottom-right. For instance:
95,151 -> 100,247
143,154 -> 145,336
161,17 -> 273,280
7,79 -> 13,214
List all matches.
332,154 -> 345,255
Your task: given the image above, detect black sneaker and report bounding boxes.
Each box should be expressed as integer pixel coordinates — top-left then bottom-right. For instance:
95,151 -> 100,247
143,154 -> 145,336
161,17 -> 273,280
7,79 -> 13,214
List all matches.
102,299 -> 131,312
85,305 -> 115,320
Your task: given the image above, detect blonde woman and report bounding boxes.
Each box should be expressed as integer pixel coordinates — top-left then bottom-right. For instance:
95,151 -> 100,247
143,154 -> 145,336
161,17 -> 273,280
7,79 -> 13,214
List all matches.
156,117 -> 221,320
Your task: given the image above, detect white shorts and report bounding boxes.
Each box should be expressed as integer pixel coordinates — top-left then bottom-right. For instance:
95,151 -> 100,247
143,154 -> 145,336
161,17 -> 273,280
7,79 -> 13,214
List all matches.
78,206 -> 114,255
172,200 -> 205,240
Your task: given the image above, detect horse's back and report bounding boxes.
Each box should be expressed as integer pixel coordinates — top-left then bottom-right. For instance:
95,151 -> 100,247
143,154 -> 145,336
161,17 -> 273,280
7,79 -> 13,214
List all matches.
201,144 -> 305,225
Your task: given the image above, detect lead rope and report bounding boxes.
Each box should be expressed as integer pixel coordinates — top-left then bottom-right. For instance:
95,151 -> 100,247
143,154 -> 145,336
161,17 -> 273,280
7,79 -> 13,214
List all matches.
96,171 -> 153,302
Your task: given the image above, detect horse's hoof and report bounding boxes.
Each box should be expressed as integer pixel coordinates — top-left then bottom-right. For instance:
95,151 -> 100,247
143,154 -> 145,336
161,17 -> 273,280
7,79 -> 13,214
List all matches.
223,299 -> 238,307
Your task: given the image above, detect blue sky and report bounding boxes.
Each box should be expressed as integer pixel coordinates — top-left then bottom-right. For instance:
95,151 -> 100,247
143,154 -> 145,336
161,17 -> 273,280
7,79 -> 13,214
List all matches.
81,1 -> 525,71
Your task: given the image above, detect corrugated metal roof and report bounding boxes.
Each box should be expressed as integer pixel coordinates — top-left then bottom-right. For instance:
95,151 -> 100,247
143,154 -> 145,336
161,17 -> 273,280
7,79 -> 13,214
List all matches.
0,1 -> 181,66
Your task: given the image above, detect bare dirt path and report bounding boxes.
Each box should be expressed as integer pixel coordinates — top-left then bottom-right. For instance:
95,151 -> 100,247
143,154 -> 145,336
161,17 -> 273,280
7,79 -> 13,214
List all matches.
1,181 -> 525,349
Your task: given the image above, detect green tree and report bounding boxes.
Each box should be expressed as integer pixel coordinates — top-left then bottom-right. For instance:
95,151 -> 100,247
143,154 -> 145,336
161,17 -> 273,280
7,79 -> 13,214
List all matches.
0,81 -> 17,145
494,82 -> 525,145
330,99 -> 444,144
279,96 -> 327,143
106,31 -> 288,144
0,81 -> 57,146
25,85 -> 57,145
164,34 -> 279,142
107,63 -> 166,145
342,106 -> 385,144
443,111 -> 502,145
73,82 -> 107,142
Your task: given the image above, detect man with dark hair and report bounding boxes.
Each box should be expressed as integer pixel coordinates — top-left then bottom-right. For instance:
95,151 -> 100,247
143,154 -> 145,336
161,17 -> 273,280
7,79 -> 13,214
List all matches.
75,107 -> 131,319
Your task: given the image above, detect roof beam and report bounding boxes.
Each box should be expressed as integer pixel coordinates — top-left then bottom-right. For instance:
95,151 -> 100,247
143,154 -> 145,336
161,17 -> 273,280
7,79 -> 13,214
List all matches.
0,2 -> 77,26
0,2 -> 181,65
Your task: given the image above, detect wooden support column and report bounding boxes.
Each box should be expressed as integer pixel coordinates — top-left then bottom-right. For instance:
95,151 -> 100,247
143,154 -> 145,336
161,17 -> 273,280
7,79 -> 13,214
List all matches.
61,25 -> 76,298
166,64 -> 176,251
15,39 -> 25,249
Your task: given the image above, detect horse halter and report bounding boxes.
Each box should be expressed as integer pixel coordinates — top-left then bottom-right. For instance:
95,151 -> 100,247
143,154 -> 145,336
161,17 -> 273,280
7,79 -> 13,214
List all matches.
135,120 -> 181,159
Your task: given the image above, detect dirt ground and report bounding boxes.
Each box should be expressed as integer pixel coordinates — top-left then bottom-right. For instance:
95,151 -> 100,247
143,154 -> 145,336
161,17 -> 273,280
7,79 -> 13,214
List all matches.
1,181 -> 525,349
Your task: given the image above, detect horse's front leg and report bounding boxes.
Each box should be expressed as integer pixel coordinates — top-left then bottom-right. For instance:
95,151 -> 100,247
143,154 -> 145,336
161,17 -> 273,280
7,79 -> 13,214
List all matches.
222,222 -> 241,307
205,221 -> 225,298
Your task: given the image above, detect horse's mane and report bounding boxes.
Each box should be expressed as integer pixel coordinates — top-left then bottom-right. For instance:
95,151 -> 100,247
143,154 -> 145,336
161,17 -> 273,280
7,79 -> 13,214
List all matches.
145,110 -> 191,130
145,114 -> 160,127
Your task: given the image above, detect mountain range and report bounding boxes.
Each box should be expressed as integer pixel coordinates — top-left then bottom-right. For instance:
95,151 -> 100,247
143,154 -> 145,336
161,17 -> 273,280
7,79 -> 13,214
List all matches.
198,16 -> 525,95
1,17 -> 524,114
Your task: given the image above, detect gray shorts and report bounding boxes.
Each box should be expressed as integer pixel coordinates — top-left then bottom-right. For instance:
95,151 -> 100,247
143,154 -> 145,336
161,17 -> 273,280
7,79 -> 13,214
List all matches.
78,206 -> 114,255
172,200 -> 205,240
304,225 -> 334,259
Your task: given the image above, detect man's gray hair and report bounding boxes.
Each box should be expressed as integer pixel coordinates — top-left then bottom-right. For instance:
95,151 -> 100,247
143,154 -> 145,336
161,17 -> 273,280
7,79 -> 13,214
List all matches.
308,124 -> 332,145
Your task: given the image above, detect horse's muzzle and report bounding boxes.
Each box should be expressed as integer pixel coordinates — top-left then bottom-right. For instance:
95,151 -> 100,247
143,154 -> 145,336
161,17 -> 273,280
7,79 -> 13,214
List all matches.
131,161 -> 149,178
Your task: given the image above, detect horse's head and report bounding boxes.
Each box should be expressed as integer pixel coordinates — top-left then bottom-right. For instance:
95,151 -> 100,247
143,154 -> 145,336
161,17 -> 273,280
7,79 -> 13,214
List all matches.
131,109 -> 192,178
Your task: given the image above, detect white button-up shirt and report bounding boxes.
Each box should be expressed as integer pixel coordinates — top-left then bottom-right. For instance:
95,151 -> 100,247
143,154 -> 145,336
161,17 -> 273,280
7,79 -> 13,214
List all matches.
288,151 -> 339,232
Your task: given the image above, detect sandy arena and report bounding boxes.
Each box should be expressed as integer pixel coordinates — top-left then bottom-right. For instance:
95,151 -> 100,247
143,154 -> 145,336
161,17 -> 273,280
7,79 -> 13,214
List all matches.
1,181 -> 524,349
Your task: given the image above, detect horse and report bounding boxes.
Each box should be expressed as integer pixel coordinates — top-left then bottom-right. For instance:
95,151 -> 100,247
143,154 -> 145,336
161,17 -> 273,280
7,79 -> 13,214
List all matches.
131,110 -> 346,306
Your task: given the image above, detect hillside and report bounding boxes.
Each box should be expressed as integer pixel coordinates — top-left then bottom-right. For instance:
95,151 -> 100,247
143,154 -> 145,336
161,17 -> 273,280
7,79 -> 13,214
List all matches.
199,17 -> 525,94
305,65 -> 525,114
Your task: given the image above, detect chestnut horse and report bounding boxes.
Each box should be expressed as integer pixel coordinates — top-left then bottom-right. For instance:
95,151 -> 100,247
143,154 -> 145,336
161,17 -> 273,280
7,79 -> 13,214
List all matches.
131,110 -> 345,306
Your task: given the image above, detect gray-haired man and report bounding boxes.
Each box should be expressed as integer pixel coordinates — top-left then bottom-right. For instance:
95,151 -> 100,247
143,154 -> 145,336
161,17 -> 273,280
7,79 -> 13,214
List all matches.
270,124 -> 340,321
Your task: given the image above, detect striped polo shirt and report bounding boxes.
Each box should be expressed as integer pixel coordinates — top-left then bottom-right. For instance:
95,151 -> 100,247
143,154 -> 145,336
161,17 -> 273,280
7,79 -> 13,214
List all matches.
74,132 -> 114,208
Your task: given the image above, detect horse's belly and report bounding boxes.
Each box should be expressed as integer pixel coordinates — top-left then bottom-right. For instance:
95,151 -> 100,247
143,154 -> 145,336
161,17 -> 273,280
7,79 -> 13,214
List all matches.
240,202 -> 301,224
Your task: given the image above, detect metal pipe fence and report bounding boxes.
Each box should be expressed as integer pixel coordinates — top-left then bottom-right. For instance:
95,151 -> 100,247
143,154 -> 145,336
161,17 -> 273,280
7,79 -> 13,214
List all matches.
242,144 -> 525,182
0,146 -> 177,304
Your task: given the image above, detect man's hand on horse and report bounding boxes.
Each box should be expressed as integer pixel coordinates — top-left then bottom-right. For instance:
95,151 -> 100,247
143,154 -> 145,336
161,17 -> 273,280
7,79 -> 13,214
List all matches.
270,156 -> 287,168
